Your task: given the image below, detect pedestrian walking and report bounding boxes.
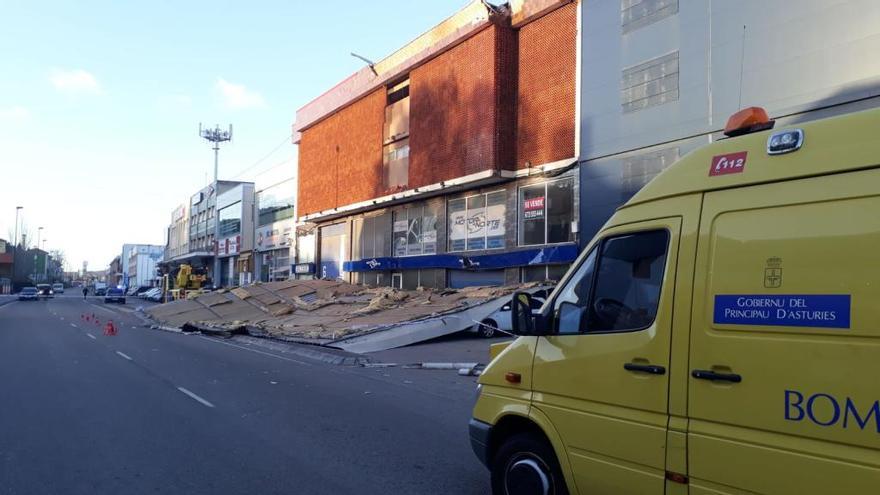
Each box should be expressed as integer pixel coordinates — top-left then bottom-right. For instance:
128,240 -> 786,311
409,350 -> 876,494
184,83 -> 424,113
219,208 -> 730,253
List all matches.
82,286 -> 88,300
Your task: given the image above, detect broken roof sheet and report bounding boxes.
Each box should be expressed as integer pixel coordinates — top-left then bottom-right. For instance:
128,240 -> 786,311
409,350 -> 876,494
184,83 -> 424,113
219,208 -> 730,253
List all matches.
145,279 -> 539,347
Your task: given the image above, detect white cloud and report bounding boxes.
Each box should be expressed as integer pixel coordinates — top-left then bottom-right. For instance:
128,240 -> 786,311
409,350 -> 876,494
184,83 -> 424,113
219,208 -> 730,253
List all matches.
0,105 -> 31,122
50,69 -> 101,94
216,78 -> 265,109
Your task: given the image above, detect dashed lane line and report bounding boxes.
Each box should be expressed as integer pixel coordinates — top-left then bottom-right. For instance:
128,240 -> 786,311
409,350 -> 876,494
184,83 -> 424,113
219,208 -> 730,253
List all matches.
177,387 -> 215,408
116,351 -> 133,361
86,333 -> 96,340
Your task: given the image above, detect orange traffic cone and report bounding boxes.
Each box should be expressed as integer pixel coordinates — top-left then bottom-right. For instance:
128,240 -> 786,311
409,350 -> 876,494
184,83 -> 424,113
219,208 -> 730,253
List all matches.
104,321 -> 116,336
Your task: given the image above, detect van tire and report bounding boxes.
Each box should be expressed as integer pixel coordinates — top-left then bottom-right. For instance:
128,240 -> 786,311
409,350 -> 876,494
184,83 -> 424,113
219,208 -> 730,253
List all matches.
491,432 -> 568,495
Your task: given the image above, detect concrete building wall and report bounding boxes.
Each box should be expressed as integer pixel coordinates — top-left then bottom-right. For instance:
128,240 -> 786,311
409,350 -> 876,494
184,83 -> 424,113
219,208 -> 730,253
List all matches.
578,0 -> 880,239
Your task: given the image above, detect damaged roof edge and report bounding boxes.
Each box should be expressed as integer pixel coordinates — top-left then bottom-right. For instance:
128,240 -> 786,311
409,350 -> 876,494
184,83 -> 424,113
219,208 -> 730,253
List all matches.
294,0 -> 500,134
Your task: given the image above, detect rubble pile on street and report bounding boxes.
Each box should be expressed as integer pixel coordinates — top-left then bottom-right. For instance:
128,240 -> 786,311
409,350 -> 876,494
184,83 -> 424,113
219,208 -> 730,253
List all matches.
145,279 -> 529,351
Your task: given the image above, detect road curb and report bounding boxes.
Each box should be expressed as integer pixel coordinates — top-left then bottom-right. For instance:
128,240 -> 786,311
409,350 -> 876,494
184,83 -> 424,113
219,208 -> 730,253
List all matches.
226,335 -> 371,366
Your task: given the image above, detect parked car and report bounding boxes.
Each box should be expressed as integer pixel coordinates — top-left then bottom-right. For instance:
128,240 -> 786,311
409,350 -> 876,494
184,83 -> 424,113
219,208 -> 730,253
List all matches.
469,288 -> 551,338
126,286 -> 140,297
104,287 -> 126,304
147,289 -> 164,302
140,288 -> 163,302
36,284 -> 54,299
18,287 -> 38,301
52,283 -> 64,294
140,288 -> 159,299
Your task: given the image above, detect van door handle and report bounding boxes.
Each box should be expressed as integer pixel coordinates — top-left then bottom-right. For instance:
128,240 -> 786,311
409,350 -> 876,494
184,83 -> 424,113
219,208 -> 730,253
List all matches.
624,363 -> 666,375
691,369 -> 742,383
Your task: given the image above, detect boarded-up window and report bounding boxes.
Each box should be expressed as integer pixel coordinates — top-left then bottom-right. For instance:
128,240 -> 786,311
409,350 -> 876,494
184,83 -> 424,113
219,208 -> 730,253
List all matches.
621,0 -> 678,34
621,147 -> 679,200
621,52 -> 679,113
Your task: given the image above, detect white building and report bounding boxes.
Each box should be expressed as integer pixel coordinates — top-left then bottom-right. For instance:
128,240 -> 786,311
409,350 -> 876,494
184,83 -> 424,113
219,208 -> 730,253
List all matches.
126,245 -> 164,289
578,0 -> 880,238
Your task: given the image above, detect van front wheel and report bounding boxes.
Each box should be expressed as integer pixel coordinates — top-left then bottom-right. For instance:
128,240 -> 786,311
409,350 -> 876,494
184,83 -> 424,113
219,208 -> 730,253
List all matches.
491,432 -> 568,495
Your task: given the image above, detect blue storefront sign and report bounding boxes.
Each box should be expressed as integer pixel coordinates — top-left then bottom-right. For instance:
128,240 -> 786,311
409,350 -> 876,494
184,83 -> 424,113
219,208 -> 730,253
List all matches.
343,244 -> 579,272
713,294 -> 851,329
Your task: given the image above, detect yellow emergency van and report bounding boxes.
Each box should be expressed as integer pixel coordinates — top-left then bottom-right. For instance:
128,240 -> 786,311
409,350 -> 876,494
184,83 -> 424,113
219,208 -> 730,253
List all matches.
469,106 -> 880,495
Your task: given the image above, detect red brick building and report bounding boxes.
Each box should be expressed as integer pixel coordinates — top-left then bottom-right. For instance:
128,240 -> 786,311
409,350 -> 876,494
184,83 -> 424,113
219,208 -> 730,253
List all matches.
294,0 -> 579,289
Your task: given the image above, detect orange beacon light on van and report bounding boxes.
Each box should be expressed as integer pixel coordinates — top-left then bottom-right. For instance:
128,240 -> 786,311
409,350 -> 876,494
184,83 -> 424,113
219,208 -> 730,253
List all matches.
724,106 -> 775,137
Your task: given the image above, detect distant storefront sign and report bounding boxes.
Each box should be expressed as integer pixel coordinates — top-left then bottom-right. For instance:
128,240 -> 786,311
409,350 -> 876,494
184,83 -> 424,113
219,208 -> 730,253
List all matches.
218,235 -> 240,256
294,262 -> 315,275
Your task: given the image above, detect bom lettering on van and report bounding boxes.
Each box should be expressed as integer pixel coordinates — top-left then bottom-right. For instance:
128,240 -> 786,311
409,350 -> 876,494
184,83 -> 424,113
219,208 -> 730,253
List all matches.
785,390 -> 880,433
709,151 -> 748,176
714,294 -> 851,329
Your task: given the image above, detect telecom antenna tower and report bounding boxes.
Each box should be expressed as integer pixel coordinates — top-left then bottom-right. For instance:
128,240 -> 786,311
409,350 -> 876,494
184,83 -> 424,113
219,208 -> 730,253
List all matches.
199,123 -> 233,288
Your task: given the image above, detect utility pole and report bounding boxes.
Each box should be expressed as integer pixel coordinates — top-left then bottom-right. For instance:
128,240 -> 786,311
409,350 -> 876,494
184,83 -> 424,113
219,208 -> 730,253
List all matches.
199,123 -> 232,288
11,206 -> 22,288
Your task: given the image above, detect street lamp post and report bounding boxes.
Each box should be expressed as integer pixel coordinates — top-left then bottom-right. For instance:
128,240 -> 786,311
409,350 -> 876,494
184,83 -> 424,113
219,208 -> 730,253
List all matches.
11,206 -> 22,288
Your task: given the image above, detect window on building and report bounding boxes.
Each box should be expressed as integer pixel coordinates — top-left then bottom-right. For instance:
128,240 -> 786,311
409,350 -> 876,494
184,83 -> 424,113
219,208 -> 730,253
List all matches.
519,178 -> 574,246
448,191 -> 506,252
384,78 -> 410,190
621,51 -> 679,113
218,201 -> 242,237
392,206 -> 436,257
258,180 -> 295,226
354,213 -> 391,260
621,0 -> 678,33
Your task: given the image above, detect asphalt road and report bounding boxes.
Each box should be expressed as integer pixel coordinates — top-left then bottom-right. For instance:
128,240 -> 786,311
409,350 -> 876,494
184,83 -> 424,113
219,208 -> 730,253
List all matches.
0,295 -> 489,494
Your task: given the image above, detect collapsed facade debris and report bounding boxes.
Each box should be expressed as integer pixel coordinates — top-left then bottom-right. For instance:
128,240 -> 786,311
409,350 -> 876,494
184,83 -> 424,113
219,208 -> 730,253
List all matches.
145,279 -> 532,352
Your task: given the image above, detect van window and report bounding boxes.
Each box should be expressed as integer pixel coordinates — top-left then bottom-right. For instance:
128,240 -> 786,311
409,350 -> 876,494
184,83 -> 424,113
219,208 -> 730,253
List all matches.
553,229 -> 669,333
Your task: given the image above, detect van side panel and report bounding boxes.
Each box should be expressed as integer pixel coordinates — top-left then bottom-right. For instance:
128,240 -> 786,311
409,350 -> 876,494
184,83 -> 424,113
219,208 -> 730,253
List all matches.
688,169 -> 880,494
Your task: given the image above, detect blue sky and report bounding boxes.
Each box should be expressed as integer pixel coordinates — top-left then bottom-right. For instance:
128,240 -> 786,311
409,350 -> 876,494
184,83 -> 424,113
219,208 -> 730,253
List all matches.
0,0 -> 466,272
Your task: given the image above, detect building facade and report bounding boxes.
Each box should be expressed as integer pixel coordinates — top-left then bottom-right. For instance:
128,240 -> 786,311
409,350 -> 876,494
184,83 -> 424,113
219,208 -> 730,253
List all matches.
577,0 -> 880,239
165,203 -> 189,261
108,255 -> 122,287
254,173 -> 295,283
0,239 -> 11,294
162,180 -> 250,286
294,0 -> 579,289
216,182 -> 256,287
126,244 -> 164,289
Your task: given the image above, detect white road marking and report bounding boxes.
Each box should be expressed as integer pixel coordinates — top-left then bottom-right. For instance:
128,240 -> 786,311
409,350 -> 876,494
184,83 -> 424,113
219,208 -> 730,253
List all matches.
198,336 -> 311,366
177,387 -> 215,408
60,317 -> 64,320
86,333 -> 96,340
116,351 -> 133,361
70,323 -> 77,328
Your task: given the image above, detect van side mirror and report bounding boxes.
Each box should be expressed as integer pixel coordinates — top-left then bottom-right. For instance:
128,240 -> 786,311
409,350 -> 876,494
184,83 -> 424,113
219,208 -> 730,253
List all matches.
511,291 -> 536,336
